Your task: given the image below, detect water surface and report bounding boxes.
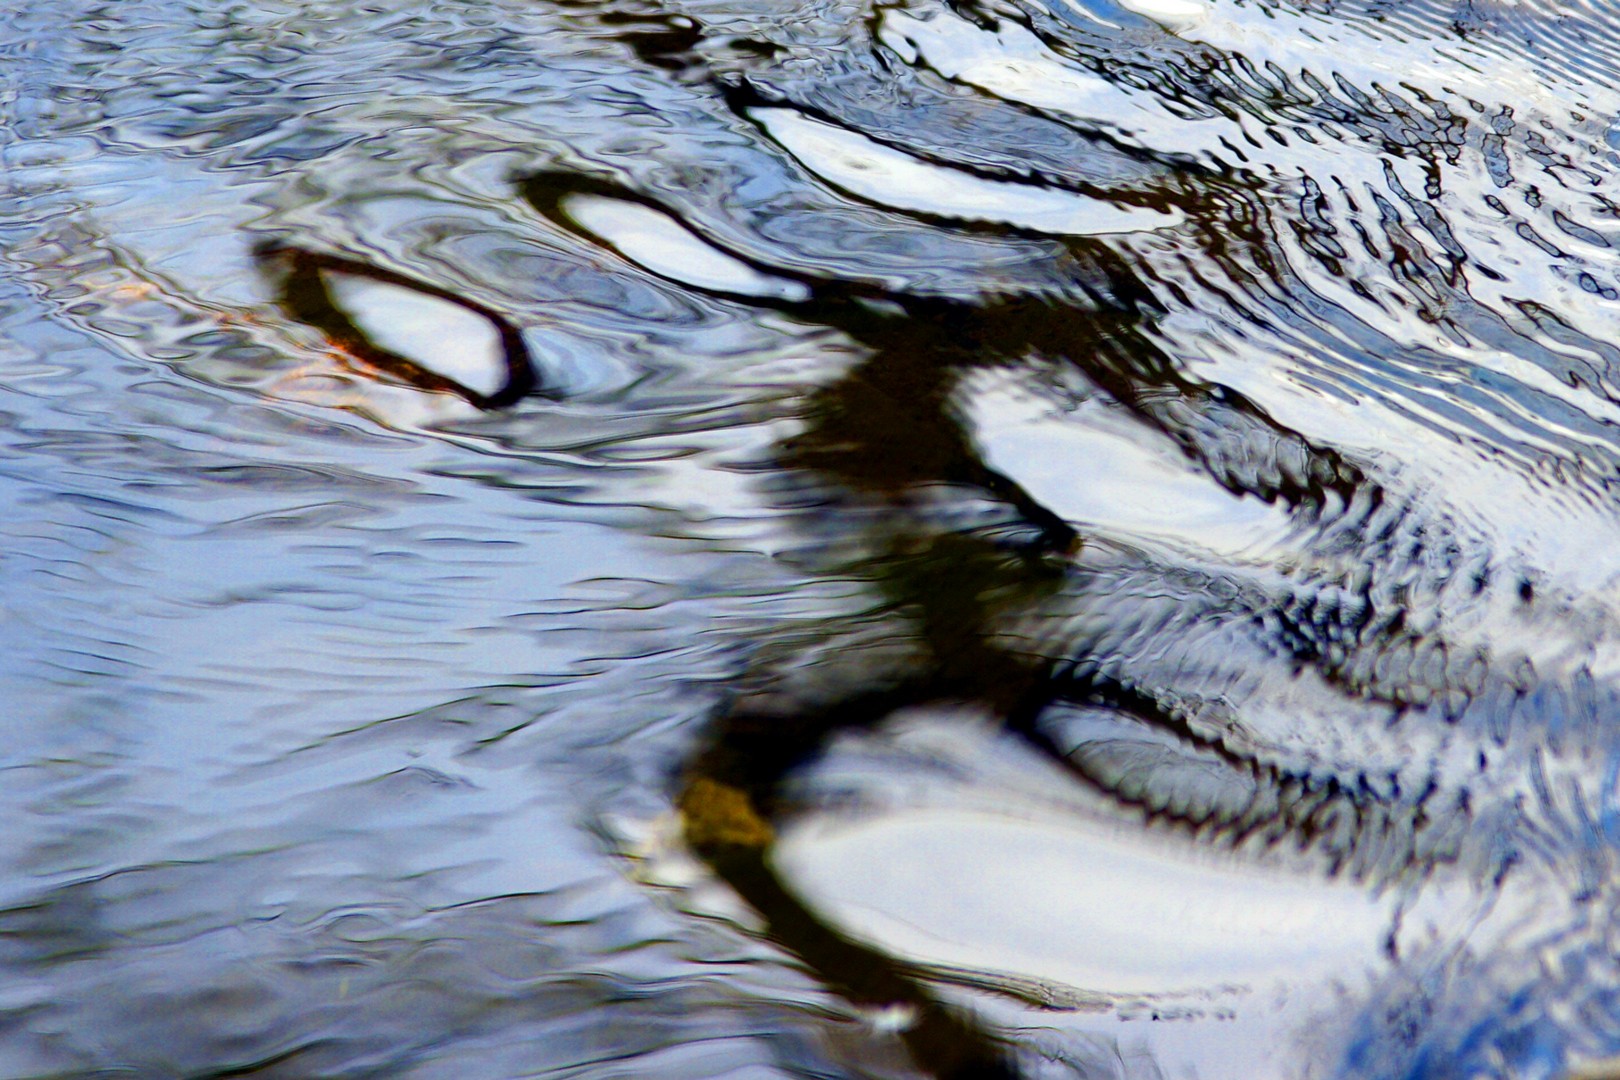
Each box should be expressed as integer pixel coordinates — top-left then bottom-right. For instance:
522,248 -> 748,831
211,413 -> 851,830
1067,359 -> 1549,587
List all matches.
5,0 -> 1620,1076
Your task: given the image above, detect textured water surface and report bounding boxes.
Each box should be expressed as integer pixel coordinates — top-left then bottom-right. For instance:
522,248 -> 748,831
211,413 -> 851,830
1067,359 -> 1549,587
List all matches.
5,0 -> 1620,1076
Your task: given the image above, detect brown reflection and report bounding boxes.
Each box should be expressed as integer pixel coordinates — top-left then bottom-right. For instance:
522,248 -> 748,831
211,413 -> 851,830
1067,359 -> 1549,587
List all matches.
516,160 -> 1425,1073
257,244 -> 538,409
283,140 -> 1498,1068
682,773 -> 1020,1078
266,160 -> 1494,1078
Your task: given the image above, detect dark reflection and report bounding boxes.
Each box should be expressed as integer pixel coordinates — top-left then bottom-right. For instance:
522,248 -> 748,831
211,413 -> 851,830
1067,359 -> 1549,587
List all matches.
510,25 -> 1620,1055
514,152 -> 1514,1072
259,245 -> 538,409
12,0 -> 1620,1075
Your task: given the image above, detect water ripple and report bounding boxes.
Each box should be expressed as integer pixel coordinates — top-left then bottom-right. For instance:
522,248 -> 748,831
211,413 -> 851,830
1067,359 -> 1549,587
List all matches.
8,0 -> 1620,1076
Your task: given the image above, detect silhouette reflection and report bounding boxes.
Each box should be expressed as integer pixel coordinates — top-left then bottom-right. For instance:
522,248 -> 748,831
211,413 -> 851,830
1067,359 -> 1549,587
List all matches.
259,125 -> 1502,1071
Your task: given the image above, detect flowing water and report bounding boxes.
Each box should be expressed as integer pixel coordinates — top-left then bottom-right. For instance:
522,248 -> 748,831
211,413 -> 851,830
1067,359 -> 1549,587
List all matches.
6,0 -> 1620,1076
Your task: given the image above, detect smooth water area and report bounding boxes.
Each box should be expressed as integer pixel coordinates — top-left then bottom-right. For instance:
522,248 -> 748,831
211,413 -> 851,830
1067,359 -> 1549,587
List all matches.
6,0 -> 1620,1076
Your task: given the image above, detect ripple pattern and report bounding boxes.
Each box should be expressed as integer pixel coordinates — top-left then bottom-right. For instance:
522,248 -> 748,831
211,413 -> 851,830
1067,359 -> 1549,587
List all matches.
7,0 -> 1620,1077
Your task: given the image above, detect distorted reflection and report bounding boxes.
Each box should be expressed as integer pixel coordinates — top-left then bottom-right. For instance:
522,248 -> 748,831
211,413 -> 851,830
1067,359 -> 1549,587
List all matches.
5,0 -> 1620,1077
264,246 -> 537,407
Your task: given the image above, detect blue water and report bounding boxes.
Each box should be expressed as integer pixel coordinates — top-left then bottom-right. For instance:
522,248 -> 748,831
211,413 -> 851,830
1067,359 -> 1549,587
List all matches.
6,0 -> 1620,1076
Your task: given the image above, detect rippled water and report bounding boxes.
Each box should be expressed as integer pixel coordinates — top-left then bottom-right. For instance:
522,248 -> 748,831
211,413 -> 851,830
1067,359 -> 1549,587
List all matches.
6,0 -> 1620,1076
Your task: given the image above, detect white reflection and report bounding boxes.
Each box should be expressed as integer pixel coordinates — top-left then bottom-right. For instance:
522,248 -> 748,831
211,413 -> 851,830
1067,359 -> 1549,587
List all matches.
563,194 -> 811,302
965,379 -> 1294,559
753,108 -> 1181,235
318,271 -> 508,399
774,807 -> 1394,995
1116,0 -> 1210,30
880,9 -> 1158,134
